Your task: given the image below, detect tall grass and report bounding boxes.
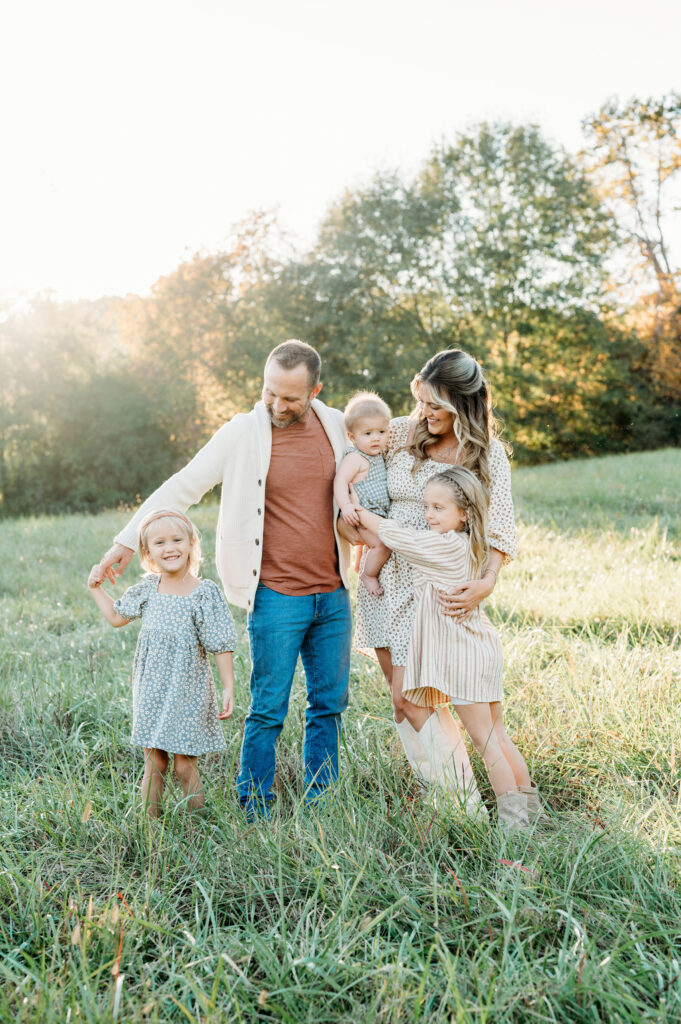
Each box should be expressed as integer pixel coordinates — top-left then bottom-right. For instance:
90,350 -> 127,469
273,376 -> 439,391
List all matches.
1,448 -> 680,1022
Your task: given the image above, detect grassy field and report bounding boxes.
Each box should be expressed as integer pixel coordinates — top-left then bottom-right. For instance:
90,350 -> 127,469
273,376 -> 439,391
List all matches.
1,447 -> 680,1023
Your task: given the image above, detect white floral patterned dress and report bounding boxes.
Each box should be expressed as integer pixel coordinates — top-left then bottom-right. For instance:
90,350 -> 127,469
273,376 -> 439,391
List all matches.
114,575 -> 237,755
354,417 -> 518,667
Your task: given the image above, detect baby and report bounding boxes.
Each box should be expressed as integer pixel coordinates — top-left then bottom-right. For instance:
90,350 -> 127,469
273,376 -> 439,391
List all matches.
334,392 -> 392,595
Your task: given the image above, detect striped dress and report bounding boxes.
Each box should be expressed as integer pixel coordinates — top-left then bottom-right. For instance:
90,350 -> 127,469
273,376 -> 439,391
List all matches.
377,519 -> 503,707
354,418 -> 517,667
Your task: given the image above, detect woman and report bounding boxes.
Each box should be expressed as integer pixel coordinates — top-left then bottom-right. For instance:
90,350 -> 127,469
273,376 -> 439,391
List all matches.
354,349 -> 521,814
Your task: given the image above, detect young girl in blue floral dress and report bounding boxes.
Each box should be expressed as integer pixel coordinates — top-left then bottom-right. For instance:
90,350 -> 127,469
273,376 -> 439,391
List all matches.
88,509 -> 237,817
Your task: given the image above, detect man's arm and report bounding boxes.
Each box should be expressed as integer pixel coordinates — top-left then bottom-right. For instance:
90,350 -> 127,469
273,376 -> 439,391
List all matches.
100,415 -> 245,580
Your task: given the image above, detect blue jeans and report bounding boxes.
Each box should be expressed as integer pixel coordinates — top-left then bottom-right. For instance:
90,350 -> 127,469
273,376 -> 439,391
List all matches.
237,584 -> 352,814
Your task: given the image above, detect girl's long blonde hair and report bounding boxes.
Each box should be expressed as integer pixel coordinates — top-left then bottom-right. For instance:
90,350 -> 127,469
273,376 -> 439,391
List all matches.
137,509 -> 202,575
427,468 -> 489,573
408,349 -> 506,490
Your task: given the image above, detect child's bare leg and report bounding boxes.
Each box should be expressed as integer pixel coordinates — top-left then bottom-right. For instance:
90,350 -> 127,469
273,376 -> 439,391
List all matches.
390,666 -> 431,730
141,747 -> 169,818
358,526 -> 390,596
374,647 -> 393,688
455,703 -> 517,797
490,702 -> 531,788
174,754 -> 205,810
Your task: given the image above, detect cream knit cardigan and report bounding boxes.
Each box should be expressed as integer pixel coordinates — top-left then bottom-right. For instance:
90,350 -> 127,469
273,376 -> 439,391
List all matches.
114,399 -> 351,610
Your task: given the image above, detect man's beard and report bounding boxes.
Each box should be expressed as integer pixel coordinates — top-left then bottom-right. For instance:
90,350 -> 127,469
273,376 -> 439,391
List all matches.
265,399 -> 312,428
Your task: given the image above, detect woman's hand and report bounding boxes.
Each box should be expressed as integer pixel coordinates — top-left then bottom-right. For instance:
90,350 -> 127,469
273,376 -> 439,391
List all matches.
438,575 -> 495,621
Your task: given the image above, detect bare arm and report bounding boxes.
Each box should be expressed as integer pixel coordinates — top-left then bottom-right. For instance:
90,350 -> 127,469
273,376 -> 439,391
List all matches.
368,515 -> 467,573
214,651 -> 235,719
333,452 -> 369,527
104,416 -> 245,582
87,565 -> 131,628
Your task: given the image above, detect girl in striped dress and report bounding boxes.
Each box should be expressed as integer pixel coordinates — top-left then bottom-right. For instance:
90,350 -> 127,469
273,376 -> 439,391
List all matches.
356,467 -> 532,828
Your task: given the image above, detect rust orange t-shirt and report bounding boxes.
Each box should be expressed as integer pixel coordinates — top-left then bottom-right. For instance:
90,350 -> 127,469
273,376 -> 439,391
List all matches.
259,409 -> 341,595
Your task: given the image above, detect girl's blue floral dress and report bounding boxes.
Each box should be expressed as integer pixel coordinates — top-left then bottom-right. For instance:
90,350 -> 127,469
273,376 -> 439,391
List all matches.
114,574 -> 237,755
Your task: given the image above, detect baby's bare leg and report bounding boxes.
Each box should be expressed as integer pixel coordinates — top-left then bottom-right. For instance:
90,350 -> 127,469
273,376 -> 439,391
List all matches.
358,525 -> 390,595
174,754 -> 205,810
141,748 -> 169,818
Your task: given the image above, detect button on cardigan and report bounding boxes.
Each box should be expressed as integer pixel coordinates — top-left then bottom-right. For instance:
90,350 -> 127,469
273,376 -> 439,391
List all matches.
114,400 -> 351,610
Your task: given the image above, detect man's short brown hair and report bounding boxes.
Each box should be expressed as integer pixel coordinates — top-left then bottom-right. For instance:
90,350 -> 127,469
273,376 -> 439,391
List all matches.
266,340 -> 321,388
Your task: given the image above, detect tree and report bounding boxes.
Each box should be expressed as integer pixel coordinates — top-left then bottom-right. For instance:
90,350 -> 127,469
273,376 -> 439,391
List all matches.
418,123 -> 614,340
582,94 -> 681,399
273,122 -> 625,445
0,297 -> 174,515
126,211 -> 289,458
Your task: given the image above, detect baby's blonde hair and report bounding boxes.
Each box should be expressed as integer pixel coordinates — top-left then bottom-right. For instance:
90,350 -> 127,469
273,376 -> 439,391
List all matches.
426,468 -> 489,573
344,391 -> 391,432
137,509 -> 202,575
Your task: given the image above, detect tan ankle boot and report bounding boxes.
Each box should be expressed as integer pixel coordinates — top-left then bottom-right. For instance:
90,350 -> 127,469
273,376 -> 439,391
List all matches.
519,781 -> 548,823
496,790 -> 530,830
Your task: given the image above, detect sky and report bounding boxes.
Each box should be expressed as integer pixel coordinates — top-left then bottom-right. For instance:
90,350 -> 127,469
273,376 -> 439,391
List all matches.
1,0 -> 679,303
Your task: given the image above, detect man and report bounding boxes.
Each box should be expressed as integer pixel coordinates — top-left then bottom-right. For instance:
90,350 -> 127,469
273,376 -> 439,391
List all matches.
99,340 -> 352,816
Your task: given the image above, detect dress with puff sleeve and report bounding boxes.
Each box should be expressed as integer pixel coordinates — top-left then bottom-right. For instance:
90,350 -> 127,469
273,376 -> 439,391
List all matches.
191,579 -> 238,653
113,574 -> 156,620
118,575 -> 236,755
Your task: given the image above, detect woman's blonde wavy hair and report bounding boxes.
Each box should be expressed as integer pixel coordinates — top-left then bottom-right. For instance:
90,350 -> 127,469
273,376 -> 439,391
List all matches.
407,349 -> 506,491
426,468 -> 489,573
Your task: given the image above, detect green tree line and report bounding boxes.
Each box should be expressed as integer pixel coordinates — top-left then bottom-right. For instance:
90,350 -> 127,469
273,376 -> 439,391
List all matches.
2,96 -> 680,516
